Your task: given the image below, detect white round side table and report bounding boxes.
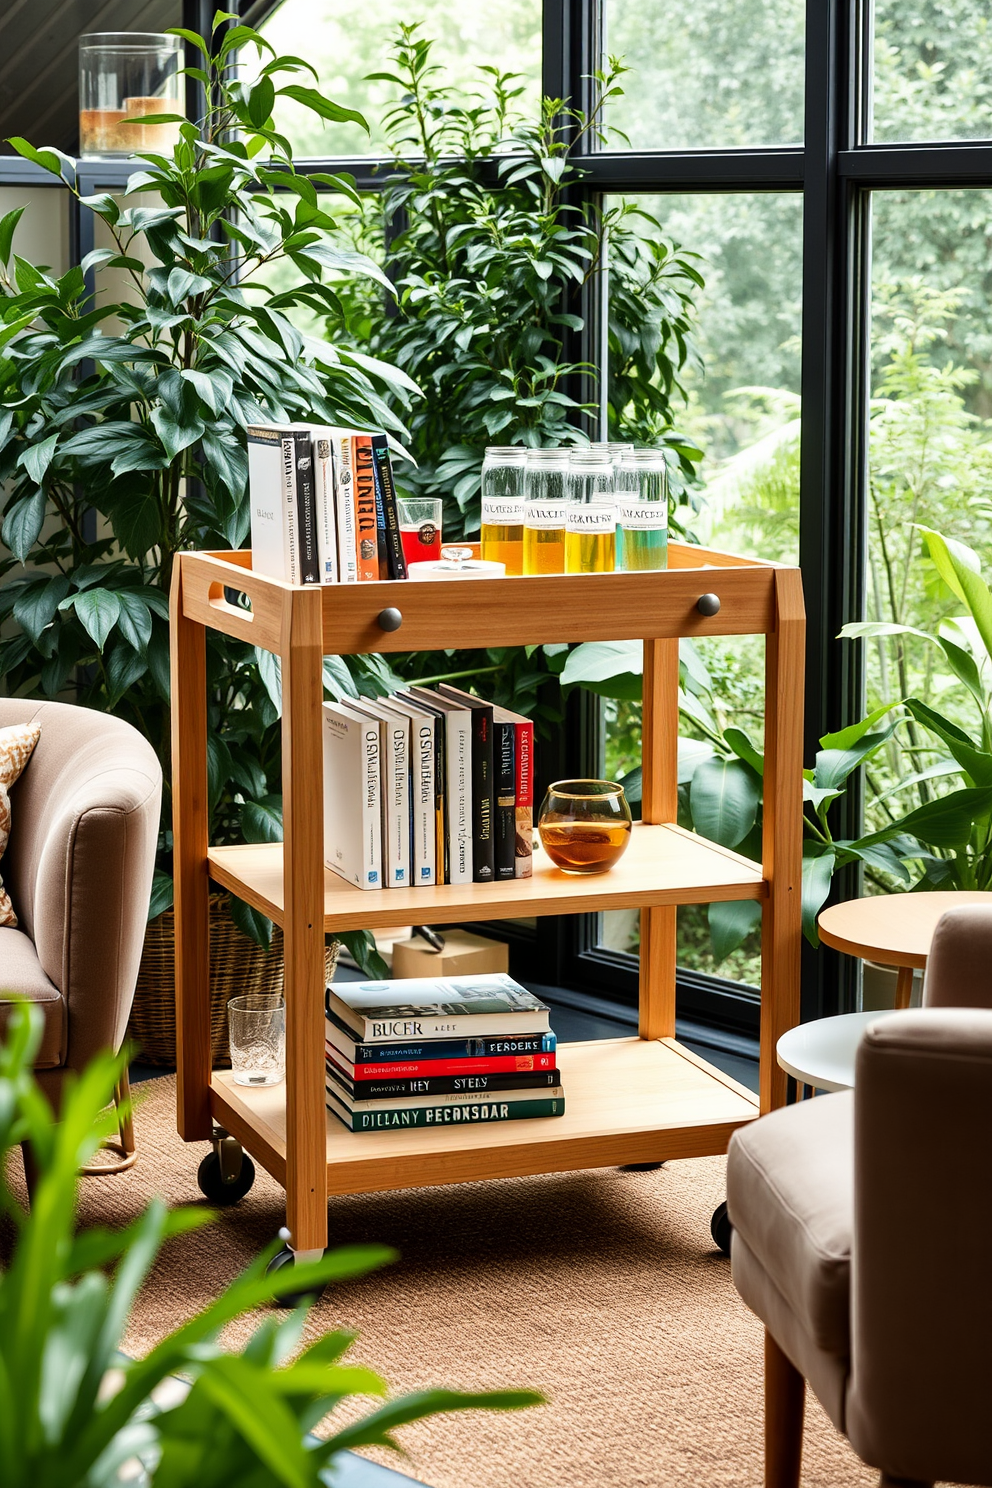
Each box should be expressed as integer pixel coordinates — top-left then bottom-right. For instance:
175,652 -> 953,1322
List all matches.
776,1009 -> 906,1094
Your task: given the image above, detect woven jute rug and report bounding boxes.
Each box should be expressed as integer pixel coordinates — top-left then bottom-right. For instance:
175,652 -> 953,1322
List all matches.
10,1075 -> 890,1487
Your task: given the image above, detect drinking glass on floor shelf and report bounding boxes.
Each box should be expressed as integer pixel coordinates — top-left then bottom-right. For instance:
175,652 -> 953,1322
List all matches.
228,993 -> 286,1086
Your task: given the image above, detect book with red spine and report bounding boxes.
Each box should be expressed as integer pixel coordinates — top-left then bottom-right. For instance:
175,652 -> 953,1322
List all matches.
492,704 -> 533,878
327,1042 -> 557,1080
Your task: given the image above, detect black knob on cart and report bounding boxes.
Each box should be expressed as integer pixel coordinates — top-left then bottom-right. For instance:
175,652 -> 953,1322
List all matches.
697,593 -> 721,617
377,607 -> 403,632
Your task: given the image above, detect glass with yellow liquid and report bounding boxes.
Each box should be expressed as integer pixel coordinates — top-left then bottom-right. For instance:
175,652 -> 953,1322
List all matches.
523,447 -> 569,575
617,449 -> 669,571
481,446 -> 526,576
564,449 -> 617,574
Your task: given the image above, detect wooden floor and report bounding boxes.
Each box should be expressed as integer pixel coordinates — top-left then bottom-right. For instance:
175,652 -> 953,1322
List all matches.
210,1036 -> 760,1198
207,822 -> 766,932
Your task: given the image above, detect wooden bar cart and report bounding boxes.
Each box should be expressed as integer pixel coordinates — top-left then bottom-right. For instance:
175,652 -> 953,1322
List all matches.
170,543 -> 804,1265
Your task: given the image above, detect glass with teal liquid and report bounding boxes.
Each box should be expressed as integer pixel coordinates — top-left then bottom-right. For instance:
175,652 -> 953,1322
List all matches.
616,449 -> 668,571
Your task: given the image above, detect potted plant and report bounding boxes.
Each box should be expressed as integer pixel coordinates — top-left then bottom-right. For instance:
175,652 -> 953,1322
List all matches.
0,17 -> 407,1053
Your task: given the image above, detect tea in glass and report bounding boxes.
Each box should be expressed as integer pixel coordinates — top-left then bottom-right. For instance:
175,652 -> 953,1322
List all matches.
538,779 -> 632,874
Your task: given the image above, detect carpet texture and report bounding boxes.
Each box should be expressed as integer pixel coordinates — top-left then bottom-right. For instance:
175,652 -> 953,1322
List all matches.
29,1076 -> 894,1486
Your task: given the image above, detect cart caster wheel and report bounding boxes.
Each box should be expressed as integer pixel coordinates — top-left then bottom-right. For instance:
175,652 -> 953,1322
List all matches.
266,1244 -> 326,1308
197,1148 -> 256,1205
620,1161 -> 665,1172
711,1200 -> 732,1256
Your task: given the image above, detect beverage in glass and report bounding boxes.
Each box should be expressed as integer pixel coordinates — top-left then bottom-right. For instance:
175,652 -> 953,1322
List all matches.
538,780 -> 632,874
227,993 -> 285,1086
523,447 -> 568,575
398,497 -> 442,567
564,449 -> 616,573
617,449 -> 669,571
481,446 -> 526,575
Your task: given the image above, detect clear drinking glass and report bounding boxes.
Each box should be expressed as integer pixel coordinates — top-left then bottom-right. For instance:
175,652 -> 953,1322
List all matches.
228,994 -> 286,1086
398,496 -> 442,567
480,446 -> 526,575
564,449 -> 617,573
523,448 -> 569,575
617,449 -> 669,571
538,780 -> 633,874
79,33 -> 183,158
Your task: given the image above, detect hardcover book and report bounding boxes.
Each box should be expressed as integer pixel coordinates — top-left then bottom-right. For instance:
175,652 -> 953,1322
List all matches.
351,435 -> 379,581
328,430 -> 358,583
247,424 -> 302,584
394,688 -> 447,883
350,698 -> 411,888
328,1046 -> 558,1080
326,1078 -> 565,1132
379,693 -> 436,885
438,684 -> 494,883
408,686 -> 472,884
327,972 -> 551,1041
494,703 -> 534,878
290,429 -> 321,585
323,1014 -> 557,1066
492,710 -> 516,881
322,701 -> 382,890
310,427 -> 339,584
326,1053 -> 560,1101
372,440 -> 408,579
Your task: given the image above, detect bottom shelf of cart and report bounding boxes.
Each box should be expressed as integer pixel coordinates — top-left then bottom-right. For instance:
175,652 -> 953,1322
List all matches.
208,1035 -> 759,1197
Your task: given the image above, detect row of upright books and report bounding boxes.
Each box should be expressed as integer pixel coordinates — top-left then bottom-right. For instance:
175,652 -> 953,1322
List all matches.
247,422 -> 406,586
323,683 -> 533,891
325,974 -> 564,1131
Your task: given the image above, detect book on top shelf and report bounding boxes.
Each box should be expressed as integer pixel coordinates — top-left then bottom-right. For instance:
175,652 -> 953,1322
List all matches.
351,434 -> 379,581
327,972 -> 550,1042
310,428 -> 339,584
328,430 -> 359,583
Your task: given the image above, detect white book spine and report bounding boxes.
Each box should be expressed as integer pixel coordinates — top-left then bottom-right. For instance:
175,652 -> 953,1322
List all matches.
331,433 -> 359,584
280,435 -> 300,584
247,427 -> 286,582
382,716 -> 410,887
323,705 -> 382,890
445,711 -> 473,885
410,718 -> 436,885
312,431 -> 339,584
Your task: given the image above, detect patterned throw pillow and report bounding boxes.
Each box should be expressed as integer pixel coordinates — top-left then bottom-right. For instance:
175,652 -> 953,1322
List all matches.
0,721 -> 42,927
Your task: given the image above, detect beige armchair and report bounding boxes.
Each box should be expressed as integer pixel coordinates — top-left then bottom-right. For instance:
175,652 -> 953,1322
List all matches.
727,904 -> 992,1488
0,699 -> 162,1126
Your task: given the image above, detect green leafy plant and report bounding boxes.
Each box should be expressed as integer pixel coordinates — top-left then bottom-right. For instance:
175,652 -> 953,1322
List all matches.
322,25 -> 704,537
0,14 -> 414,965
0,1001 -> 541,1487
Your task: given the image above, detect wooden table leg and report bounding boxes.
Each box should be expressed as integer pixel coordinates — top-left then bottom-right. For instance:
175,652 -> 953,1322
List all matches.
894,965 -> 914,1009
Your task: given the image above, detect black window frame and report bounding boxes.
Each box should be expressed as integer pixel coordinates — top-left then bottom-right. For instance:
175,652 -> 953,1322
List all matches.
6,0 -> 992,1045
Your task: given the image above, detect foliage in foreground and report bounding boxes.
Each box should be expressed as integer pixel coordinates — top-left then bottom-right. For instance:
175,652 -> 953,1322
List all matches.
0,1003 -> 541,1488
0,14 -> 413,966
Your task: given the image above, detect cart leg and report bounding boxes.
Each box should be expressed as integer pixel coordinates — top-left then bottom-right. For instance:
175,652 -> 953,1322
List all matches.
171,560 -> 213,1142
281,587 -> 328,1255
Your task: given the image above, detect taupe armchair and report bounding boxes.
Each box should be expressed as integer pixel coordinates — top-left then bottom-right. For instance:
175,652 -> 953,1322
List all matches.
0,700 -> 162,1132
727,905 -> 992,1488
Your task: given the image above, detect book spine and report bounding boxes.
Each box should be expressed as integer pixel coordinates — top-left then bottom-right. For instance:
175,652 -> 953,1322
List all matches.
325,1018 -> 557,1064
247,426 -> 285,582
313,435 -> 339,584
382,716 -> 409,887
494,718 -> 516,881
293,431 -> 320,584
327,1091 -> 565,1131
446,709 -> 472,885
372,439 -> 408,579
410,716 -> 436,885
280,436 -> 300,584
359,719 -> 383,889
370,438 -> 389,580
469,704 -> 494,882
351,436 -> 379,582
330,1067 -> 561,1100
514,717 -> 534,878
332,1048 -> 558,1079
332,435 -> 358,583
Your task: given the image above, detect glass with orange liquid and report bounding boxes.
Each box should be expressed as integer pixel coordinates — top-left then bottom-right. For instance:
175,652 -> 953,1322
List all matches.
480,446 -> 526,576
79,33 -> 182,158
522,447 -> 568,575
538,780 -> 632,874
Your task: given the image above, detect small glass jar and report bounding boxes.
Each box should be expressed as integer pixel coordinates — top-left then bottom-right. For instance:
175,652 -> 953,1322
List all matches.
79,33 -> 183,159
480,446 -> 526,576
538,779 -> 632,874
593,441 -> 635,475
617,449 -> 669,572
564,449 -> 616,574
523,448 -> 569,575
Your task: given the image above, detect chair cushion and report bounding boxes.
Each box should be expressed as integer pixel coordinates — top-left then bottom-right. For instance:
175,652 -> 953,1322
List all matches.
727,1091 -> 854,1358
0,722 -> 41,926
0,925 -> 64,1067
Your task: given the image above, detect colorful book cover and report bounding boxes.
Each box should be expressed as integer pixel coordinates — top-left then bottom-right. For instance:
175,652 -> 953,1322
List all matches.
351,435 -> 379,581
326,1079 -> 565,1132
331,1046 -> 558,1080
326,972 -> 550,1041
492,704 -> 534,878
323,1013 -> 557,1065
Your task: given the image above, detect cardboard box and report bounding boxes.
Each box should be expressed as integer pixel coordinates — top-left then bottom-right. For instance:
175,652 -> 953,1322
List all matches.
390,928 -> 509,980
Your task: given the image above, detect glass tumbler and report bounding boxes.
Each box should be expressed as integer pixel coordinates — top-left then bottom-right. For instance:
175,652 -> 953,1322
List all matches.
398,497 -> 442,567
538,780 -> 633,874
228,994 -> 286,1087
564,449 -> 617,573
523,447 -> 569,575
617,449 -> 669,571
481,446 -> 526,575
79,33 -> 183,158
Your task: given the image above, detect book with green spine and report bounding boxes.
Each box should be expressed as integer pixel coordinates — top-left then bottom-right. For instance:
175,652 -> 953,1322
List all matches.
326,1078 -> 565,1132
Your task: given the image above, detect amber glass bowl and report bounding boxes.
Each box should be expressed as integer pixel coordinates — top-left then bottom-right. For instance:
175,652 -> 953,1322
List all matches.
537,779 -> 633,875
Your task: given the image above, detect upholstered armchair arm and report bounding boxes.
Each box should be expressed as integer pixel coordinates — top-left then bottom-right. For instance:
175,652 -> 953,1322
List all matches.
845,1007 -> 992,1487
922,903 -> 992,1007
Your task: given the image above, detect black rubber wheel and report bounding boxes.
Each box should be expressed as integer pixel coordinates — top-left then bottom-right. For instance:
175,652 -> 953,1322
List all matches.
196,1149 -> 256,1205
265,1244 -> 327,1307
619,1162 -> 665,1172
710,1199 -> 732,1256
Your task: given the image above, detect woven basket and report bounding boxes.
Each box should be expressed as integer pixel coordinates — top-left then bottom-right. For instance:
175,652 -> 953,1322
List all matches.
128,891 -> 339,1068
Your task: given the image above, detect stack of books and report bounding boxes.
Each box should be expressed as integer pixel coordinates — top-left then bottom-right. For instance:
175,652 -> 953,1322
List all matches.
247,422 -> 406,586
325,973 -> 564,1132
322,684 -> 533,891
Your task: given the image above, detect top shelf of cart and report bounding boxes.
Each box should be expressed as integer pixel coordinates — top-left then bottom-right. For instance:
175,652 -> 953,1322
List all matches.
174,543 -> 796,659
